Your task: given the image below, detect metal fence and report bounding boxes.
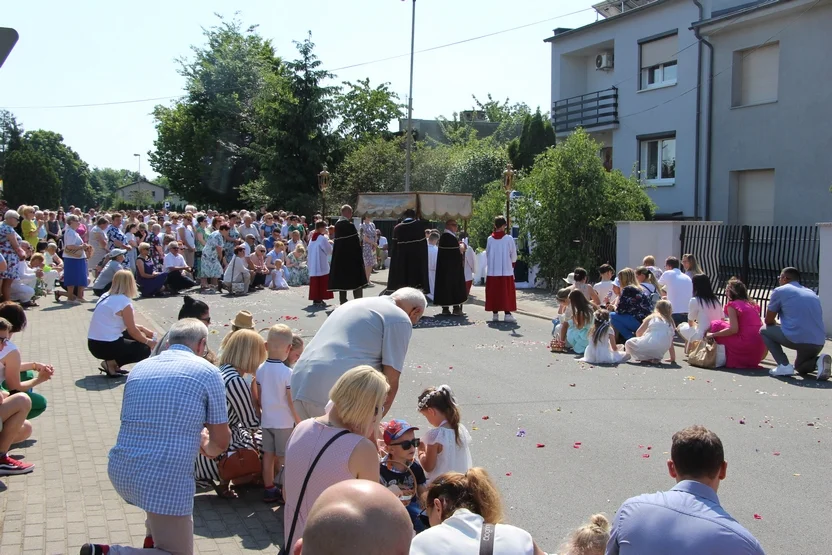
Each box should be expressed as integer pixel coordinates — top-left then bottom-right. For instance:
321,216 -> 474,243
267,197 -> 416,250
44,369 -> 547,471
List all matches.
680,224 -> 820,312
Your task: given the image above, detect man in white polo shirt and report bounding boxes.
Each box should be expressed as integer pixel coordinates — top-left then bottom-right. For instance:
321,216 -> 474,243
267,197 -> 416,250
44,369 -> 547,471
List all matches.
659,256 -> 693,326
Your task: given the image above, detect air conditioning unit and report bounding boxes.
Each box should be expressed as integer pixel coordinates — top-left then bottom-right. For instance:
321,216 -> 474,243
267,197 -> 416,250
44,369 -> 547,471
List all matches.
596,51 -> 614,70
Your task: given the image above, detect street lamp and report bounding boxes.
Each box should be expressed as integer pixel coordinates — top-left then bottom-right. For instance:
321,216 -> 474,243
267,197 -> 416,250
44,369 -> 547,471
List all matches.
404,0 -> 416,192
503,163 -> 516,227
133,154 -> 142,208
318,165 -> 330,221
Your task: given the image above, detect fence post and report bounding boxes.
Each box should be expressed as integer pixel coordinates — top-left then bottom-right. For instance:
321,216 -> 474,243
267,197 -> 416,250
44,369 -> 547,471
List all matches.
679,225 -> 686,255
818,223 -> 832,337
740,225 -> 751,285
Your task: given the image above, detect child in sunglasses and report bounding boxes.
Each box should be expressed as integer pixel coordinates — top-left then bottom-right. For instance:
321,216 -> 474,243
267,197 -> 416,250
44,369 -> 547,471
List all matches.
381,419 -> 428,532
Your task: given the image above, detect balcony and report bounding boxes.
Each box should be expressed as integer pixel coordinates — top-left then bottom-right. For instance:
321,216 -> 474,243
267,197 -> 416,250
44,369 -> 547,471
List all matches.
552,87 -> 618,135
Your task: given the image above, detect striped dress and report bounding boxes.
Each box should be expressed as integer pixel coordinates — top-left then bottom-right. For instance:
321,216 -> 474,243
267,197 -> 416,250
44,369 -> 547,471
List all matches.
194,364 -> 261,483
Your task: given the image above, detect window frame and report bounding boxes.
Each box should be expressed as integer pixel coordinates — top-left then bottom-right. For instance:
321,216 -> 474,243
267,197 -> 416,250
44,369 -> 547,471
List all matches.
637,30 -> 679,91
637,132 -> 676,186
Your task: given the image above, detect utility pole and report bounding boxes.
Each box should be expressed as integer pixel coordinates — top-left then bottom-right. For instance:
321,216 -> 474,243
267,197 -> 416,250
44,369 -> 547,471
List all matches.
404,0 -> 416,192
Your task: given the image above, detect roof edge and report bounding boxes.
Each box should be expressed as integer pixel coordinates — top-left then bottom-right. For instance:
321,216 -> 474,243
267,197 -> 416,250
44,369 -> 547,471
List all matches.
544,0 -> 678,43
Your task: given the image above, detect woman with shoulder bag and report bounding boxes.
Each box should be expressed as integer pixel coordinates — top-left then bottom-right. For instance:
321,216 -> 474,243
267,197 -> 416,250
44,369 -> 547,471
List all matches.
194,328 -> 266,498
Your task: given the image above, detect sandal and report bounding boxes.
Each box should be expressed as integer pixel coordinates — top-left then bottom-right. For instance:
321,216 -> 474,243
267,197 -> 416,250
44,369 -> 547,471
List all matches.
54,291 -> 61,303
98,362 -> 120,378
214,483 -> 239,499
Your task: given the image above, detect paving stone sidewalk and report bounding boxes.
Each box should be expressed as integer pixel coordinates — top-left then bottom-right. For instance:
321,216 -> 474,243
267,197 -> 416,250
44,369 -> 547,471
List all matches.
0,302 -> 284,555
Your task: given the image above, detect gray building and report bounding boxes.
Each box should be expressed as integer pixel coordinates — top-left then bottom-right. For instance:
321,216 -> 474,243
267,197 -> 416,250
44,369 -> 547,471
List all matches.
545,0 -> 832,225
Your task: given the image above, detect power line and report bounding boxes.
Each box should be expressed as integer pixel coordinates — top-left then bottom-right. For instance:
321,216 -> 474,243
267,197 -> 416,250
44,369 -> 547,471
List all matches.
0,7 -> 596,111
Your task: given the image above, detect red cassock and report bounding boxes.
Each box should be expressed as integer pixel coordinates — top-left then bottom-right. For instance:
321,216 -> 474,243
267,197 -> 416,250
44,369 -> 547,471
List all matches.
484,231 -> 517,312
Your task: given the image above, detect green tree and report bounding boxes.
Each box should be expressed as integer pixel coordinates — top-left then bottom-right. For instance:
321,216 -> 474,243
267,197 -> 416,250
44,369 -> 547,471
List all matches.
19,130 -> 93,208
335,78 -> 403,147
329,136 -> 405,207
3,149 -> 61,207
150,16 -> 279,207
522,129 -> 654,285
471,94 -> 530,123
508,109 -> 556,170
443,144 -> 508,199
89,168 -> 142,207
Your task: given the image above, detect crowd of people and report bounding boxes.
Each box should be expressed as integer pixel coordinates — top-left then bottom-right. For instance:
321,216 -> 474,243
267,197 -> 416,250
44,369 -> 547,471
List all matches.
2,200 -> 826,555
551,255 -> 830,381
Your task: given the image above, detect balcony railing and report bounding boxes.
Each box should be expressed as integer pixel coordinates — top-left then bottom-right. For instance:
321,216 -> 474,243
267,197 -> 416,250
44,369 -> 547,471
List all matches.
552,87 -> 618,134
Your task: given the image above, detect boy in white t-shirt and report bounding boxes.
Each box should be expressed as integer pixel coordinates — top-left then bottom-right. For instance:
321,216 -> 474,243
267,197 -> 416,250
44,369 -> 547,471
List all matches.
594,263 -> 617,308
253,324 -> 301,503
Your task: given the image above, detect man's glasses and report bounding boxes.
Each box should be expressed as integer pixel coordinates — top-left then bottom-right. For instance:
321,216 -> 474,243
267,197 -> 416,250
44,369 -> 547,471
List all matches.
170,247 -> 179,250
390,438 -> 420,450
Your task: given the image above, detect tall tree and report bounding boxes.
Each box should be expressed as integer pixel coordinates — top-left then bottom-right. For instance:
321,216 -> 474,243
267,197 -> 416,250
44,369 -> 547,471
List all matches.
508,109 -> 556,170
89,168 -> 143,207
335,78 -> 403,147
3,149 -> 61,208
21,130 -> 93,208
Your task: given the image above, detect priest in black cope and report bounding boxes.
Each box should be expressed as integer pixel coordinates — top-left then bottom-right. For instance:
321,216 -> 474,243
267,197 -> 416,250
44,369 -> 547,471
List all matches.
328,205 -> 368,304
433,219 -> 468,316
388,209 -> 429,293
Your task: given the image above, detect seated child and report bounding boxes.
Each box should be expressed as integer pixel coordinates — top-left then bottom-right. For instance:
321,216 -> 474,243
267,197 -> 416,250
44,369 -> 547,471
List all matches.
580,309 -> 629,364
560,289 -> 595,355
624,299 -> 677,363
594,264 -> 617,308
253,324 -> 301,503
381,419 -> 428,533
558,513 -> 611,555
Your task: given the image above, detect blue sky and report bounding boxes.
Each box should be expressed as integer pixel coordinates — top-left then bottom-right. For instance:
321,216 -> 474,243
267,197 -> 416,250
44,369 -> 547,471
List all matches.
1,0 -> 598,178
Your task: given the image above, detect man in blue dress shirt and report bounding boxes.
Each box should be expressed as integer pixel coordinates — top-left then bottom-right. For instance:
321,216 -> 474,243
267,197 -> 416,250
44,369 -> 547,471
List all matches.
606,425 -> 765,555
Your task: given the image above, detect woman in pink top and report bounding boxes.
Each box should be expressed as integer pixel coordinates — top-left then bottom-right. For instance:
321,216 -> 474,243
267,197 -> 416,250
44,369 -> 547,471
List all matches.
708,279 -> 767,369
283,365 -> 387,549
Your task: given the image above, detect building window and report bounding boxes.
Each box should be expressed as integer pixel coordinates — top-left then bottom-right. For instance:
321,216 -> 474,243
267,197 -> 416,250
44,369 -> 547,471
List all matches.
600,146 -> 613,172
735,169 -> 775,225
639,33 -> 678,90
733,42 -> 779,107
639,135 -> 676,185
151,191 -> 156,198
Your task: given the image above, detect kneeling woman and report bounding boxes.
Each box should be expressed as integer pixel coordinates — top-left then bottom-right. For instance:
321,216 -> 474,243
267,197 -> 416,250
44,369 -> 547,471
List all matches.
87,270 -> 157,376
0,316 -> 53,419
410,468 -> 547,554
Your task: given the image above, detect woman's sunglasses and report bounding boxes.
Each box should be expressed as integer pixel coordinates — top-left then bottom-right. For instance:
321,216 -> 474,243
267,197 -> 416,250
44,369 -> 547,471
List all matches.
390,438 -> 420,450
417,509 -> 431,528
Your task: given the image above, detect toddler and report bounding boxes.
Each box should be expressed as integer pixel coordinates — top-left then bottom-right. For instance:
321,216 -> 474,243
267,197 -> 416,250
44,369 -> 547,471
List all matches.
417,385 -> 472,484
380,419 -> 428,532
286,334 -> 304,368
625,299 -> 677,363
254,324 -> 301,503
580,309 -> 629,364
558,514 -> 611,555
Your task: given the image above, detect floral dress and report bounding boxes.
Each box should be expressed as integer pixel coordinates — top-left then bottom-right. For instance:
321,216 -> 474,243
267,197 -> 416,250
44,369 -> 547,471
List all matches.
199,231 -> 224,279
222,228 -> 239,264
0,223 -> 19,279
148,232 -> 164,272
360,221 -> 376,267
285,252 -> 309,286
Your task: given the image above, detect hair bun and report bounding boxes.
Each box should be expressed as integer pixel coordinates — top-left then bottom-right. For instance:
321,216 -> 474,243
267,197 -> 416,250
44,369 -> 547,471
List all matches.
590,514 -> 610,531
183,295 -> 195,305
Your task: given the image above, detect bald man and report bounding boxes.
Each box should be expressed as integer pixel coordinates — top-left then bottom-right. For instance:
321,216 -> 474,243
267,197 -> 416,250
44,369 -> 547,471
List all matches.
292,480 -> 413,555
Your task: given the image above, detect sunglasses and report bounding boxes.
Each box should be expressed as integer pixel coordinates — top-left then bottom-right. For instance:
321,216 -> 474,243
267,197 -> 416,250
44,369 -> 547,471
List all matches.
390,438 -> 420,450
417,509 -> 431,528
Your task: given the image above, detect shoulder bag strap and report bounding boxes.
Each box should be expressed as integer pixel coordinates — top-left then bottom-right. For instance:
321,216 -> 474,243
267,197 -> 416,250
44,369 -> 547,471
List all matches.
479,522 -> 496,555
285,429 -> 350,549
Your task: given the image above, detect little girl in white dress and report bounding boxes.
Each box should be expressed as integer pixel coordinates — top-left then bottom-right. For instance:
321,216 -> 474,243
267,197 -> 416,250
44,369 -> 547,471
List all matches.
624,300 -> 677,363
580,309 -> 630,364
417,384 -> 473,484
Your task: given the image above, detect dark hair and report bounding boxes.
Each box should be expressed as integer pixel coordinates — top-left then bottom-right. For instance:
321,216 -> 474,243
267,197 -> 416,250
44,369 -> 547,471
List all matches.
726,278 -> 749,301
0,301 -> 27,332
96,216 -> 109,225
665,256 -> 680,270
599,264 -> 614,275
178,296 -> 209,320
425,468 -> 504,524
218,223 -> 230,232
590,309 -> 612,346
569,289 -> 593,329
403,208 -> 417,219
196,215 -> 206,224
233,245 -> 246,254
573,267 -> 588,282
493,215 -> 507,229
671,425 -> 724,479
315,220 -> 327,230
782,267 -> 800,282
691,274 -> 720,308
418,386 -> 462,446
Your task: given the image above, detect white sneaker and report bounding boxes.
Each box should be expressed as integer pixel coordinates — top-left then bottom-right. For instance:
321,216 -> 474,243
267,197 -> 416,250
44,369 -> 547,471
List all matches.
769,364 -> 795,377
816,353 -> 831,381
492,313 -> 499,322
504,314 -> 517,323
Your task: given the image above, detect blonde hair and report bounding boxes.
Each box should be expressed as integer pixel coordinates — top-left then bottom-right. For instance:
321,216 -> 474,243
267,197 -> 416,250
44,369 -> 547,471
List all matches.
643,255 -> 656,266
291,334 -> 304,349
329,365 -> 389,436
266,324 -> 294,352
650,299 -> 675,327
425,468 -> 504,524
559,514 -> 611,555
138,242 -> 151,253
29,253 -> 45,266
109,270 -> 138,298
219,329 -> 267,375
636,266 -> 661,291
617,268 -> 638,289
21,205 -> 35,217
683,253 -> 703,275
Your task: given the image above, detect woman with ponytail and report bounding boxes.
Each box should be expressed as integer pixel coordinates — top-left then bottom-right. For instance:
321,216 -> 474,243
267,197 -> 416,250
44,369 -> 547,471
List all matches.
417,384 -> 472,483
410,467 -> 547,554
580,308 -> 629,364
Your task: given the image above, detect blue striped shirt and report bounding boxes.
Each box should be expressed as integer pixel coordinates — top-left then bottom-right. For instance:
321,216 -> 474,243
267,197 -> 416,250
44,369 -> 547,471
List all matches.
108,345 -> 227,516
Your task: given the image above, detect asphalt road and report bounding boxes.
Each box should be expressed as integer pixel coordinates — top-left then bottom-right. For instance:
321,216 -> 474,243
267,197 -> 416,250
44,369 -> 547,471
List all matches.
137,282 -> 831,554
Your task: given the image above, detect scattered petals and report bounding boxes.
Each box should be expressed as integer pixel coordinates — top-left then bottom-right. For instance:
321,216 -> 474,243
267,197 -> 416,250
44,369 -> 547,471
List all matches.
647,446 -> 652,450
536,443 -> 546,448
793,473 -> 801,477
505,472 -> 512,476
569,383 -> 576,387
574,442 -> 582,446
482,416 -> 490,420
753,514 -> 763,520
472,426 -> 478,431
638,444 -> 644,449
808,422 -> 815,427
449,366 -> 453,369
739,419 -> 746,425
516,429 -> 526,438
642,453 -> 650,458
773,452 -> 780,456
